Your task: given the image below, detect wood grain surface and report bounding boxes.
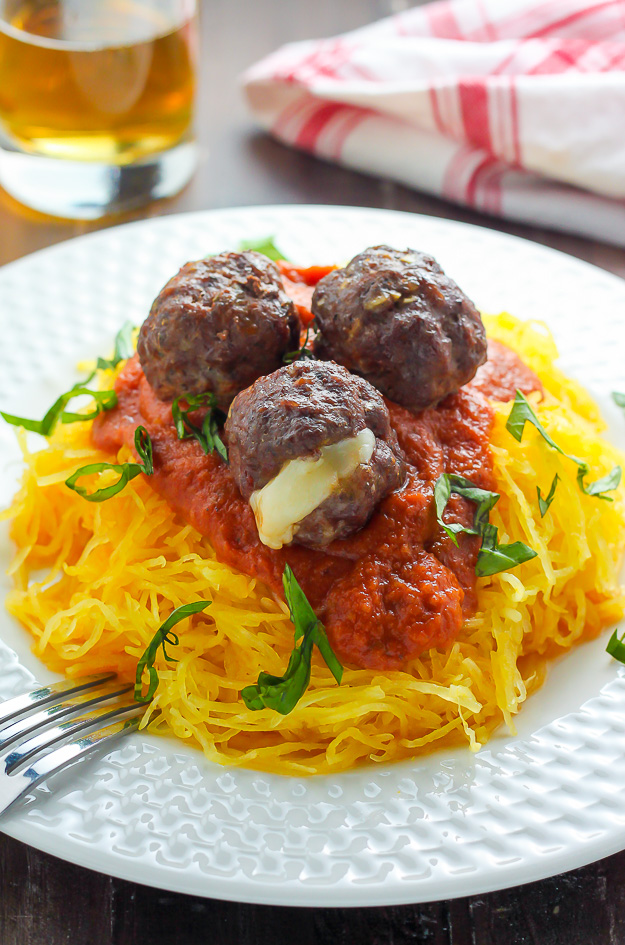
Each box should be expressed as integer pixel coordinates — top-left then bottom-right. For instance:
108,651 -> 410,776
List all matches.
1,1 -> 624,943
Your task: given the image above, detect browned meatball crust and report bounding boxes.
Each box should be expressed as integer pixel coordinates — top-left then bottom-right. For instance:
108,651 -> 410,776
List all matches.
225,360 -> 407,549
312,245 -> 487,412
137,251 -> 300,410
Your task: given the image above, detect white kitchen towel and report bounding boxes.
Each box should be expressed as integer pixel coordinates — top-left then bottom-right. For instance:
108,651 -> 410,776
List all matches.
243,0 -> 625,246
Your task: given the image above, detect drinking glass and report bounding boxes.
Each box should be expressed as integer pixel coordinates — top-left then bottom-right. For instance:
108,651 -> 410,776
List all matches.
0,0 -> 198,219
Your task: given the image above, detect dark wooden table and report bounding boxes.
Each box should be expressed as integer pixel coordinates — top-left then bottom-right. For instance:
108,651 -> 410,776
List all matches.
1,2 -> 625,943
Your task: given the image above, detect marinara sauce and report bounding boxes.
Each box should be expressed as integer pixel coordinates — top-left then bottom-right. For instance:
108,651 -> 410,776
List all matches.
93,268 -> 540,671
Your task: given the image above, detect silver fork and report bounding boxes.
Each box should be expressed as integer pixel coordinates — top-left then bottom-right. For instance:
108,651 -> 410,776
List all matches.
0,674 -> 145,814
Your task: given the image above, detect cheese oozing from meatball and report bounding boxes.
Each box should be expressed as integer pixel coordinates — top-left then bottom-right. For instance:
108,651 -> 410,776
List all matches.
249,429 -> 376,550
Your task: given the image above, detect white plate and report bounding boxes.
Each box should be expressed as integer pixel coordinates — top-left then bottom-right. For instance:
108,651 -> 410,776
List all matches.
1,205 -> 625,907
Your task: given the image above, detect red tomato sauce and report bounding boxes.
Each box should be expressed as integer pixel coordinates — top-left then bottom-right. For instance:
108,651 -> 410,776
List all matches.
93,336 -> 541,672
276,261 -> 337,326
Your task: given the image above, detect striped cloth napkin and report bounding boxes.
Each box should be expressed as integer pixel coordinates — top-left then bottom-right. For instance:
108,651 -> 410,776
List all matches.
243,0 -> 625,247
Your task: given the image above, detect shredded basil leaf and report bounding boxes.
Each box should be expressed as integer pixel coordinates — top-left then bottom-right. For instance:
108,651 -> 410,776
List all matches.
60,386 -> 118,424
505,390 -> 561,451
434,473 -> 537,576
476,522 -> 538,577
171,392 -> 228,463
283,327 -> 315,364
0,324 -> 134,435
96,321 -> 135,371
134,424 -> 154,473
65,461 -> 143,502
1,372 -> 117,436
434,474 -> 498,544
1,324 -> 135,436
241,565 -> 343,715
238,236 -> 286,262
537,473 -> 560,518
578,464 -> 622,497
506,390 -> 621,502
606,628 -> 625,665
65,426 -> 153,502
613,391 -> 625,412
134,600 -> 211,703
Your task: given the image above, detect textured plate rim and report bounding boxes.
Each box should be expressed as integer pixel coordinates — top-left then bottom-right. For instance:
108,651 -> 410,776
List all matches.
0,205 -> 624,907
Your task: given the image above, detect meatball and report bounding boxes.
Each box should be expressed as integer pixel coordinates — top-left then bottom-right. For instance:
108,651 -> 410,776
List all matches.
312,245 -> 487,412
225,360 -> 407,550
137,251 -> 300,410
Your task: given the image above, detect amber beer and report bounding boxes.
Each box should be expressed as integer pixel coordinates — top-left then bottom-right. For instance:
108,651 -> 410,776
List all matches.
0,0 -> 196,165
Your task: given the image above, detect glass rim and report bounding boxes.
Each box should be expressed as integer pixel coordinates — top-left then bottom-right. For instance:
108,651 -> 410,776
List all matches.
0,0 -> 198,52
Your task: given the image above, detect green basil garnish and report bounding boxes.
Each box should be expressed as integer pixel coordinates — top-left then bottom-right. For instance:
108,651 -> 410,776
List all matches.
59,385 -> 118,424
238,236 -> 286,262
606,628 -> 625,664
134,425 -> 154,473
506,390 -> 621,503
537,473 -> 560,518
576,464 -> 622,497
476,522 -> 537,577
96,321 -> 135,371
241,565 -> 343,715
134,600 -> 211,703
0,323 -> 135,435
613,392 -> 625,413
172,392 -> 227,463
65,426 -> 153,502
1,372 -> 116,436
434,473 -> 537,577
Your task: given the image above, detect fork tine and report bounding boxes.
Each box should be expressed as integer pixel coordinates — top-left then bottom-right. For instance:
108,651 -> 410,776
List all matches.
0,678 -> 134,751
0,708 -> 143,814
2,699 -> 143,774
0,680 -> 133,757
0,674 -> 116,725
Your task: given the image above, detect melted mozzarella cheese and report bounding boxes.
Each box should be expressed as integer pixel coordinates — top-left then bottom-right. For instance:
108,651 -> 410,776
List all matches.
250,429 -> 376,550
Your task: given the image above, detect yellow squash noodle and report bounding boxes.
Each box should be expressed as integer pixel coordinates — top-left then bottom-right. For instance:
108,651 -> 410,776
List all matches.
3,313 -> 625,775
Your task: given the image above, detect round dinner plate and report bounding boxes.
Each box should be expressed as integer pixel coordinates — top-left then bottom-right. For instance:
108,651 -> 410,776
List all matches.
1,205 -> 625,907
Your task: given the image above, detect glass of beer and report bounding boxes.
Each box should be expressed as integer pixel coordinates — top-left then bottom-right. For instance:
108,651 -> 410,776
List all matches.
0,0 -> 198,218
